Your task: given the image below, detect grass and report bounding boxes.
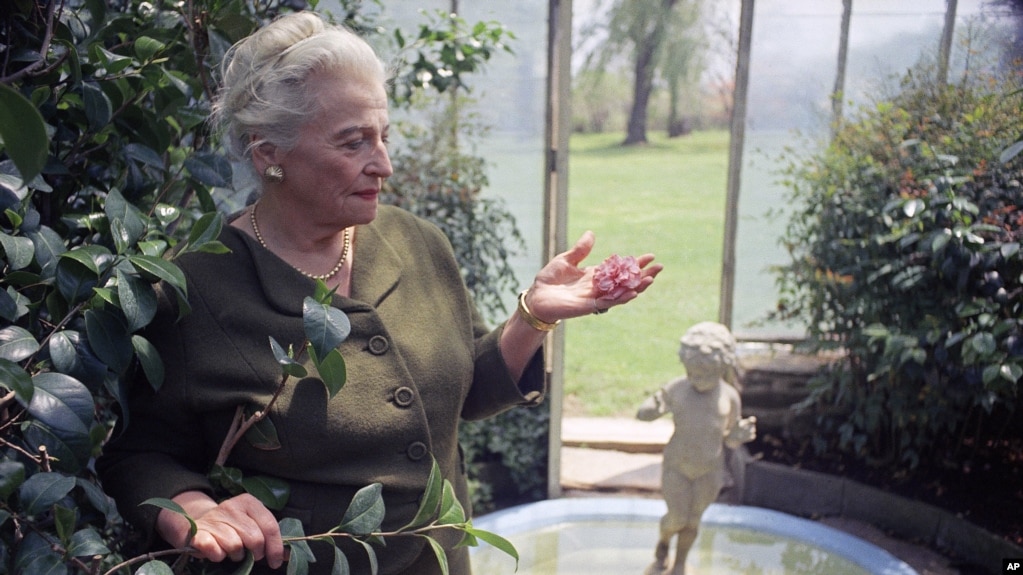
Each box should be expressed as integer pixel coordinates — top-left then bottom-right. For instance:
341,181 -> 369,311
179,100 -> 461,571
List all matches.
564,130 -> 729,417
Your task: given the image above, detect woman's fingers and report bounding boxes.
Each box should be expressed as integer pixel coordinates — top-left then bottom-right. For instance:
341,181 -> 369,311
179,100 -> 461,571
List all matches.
560,231 -> 595,267
184,494 -> 286,568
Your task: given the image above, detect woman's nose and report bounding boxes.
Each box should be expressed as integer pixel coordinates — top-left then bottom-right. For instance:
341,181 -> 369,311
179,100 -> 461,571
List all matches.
368,141 -> 393,178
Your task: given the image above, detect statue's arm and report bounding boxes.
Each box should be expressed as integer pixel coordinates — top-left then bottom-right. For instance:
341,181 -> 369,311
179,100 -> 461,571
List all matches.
636,388 -> 667,421
723,386 -> 757,448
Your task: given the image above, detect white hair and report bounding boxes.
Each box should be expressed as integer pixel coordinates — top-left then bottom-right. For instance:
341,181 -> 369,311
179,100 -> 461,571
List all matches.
211,12 -> 388,161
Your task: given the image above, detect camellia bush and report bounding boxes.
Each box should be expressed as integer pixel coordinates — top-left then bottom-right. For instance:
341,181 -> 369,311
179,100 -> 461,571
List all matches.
770,63 -> 1023,471
0,0 -> 528,571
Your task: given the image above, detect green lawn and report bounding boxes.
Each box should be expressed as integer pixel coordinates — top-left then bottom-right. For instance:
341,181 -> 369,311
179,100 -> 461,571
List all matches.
564,130 -> 729,417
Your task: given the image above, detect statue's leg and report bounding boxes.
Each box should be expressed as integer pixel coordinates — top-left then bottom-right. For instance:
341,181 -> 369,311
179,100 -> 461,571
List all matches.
644,514 -> 679,575
668,525 -> 699,575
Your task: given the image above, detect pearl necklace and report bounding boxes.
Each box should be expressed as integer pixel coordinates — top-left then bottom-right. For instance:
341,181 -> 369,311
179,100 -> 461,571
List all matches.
249,202 -> 351,281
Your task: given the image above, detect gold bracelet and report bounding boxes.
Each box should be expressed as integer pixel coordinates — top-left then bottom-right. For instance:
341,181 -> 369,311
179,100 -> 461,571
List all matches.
517,289 -> 560,332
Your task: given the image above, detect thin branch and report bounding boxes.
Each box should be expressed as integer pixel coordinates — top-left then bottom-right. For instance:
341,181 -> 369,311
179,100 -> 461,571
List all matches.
0,0 -> 61,84
101,547 -> 198,575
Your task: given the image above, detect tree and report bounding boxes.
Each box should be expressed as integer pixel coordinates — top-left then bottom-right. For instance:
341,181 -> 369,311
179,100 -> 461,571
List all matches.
662,0 -> 704,137
578,0 -> 705,145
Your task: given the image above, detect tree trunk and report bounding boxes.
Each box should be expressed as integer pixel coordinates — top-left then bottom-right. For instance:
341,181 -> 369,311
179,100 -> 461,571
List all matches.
937,0 -> 958,85
623,0 -> 680,146
831,0 -> 852,137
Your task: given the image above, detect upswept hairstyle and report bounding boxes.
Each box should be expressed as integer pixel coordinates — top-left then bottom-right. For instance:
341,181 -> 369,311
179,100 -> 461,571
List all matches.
210,11 -> 388,161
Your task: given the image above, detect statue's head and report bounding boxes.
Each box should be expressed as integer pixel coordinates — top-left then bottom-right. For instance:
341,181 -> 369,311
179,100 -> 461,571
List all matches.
678,322 -> 738,388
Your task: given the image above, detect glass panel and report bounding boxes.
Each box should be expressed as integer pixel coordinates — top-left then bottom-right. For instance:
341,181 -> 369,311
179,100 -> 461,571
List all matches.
731,0 -> 1019,339
374,1 -> 552,323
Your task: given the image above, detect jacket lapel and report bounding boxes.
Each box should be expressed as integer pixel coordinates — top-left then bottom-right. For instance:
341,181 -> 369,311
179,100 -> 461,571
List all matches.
224,215 -> 403,314
349,219 -> 402,308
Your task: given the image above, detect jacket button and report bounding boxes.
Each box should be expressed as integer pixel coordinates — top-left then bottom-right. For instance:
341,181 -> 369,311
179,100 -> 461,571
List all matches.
367,335 -> 389,355
393,386 -> 415,407
406,441 -> 428,461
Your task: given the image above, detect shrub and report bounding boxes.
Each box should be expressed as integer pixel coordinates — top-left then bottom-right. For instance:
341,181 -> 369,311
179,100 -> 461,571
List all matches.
771,64 -> 1023,470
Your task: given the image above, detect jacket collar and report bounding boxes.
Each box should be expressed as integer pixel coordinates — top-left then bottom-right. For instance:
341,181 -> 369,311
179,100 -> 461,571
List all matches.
225,216 -> 402,316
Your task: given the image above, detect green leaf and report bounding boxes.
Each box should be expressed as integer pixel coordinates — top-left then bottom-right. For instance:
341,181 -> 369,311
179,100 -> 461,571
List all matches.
902,198 -> 924,218
24,372 -> 94,457
0,288 -> 20,322
350,539 -> 378,574
185,152 -> 232,187
0,84 -> 48,182
244,414 -> 281,451
54,504 -> 76,544
331,546 -> 350,575
28,225 -> 67,275
92,45 -> 133,74
66,526 -> 110,558
0,326 -> 39,362
270,336 -> 308,379
280,517 -> 315,574
60,245 -> 113,276
303,297 -> 351,360
315,348 -> 347,399
0,358 -> 32,402
85,308 -> 133,373
437,480 -> 465,525
134,36 -> 166,61
19,472 -> 75,516
425,536 -> 450,575
13,532 -> 64,574
183,212 -> 225,254
463,525 -> 519,566
123,143 -> 167,171
105,190 -> 148,251
241,475 -> 290,511
82,82 -> 112,131
1000,140 -> 1023,164
0,232 -> 35,270
141,498 -> 196,539
403,458 -> 443,530
336,483 -> 384,535
983,364 -> 1002,386
128,255 -> 187,291
968,331 -> 997,356
55,252 -> 102,305
117,269 -> 158,332
75,477 -> 119,524
136,560 -> 175,575
0,460 -> 26,501
132,335 -> 164,391
209,465 -> 245,495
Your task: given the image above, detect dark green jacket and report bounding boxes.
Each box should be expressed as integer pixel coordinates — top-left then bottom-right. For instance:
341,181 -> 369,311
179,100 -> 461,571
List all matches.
98,205 -> 545,574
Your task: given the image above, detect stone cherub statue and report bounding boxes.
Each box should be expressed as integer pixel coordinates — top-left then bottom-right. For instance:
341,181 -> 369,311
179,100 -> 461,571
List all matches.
636,321 -> 757,575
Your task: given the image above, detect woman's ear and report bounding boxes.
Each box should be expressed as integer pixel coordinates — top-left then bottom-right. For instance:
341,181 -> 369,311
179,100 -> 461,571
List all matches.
251,140 -> 281,174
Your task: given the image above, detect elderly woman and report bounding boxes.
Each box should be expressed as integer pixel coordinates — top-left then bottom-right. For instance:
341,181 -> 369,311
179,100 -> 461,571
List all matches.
97,11 -> 661,575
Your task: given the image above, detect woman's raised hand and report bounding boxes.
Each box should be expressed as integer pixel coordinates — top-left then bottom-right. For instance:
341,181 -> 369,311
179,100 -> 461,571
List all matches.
526,230 -> 662,323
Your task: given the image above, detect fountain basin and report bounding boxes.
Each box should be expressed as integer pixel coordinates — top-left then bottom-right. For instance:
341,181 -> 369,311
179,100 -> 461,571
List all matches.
471,497 -> 918,574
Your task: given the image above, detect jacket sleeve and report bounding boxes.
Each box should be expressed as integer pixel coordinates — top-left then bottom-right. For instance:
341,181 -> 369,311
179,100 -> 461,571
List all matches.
96,284 -> 216,537
461,315 -> 546,421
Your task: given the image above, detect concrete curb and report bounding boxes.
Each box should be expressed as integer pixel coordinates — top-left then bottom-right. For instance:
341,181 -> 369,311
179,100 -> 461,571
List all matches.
742,459 -> 1023,574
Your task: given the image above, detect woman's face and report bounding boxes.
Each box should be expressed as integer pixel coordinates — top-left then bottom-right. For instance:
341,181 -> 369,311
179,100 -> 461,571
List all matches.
273,69 -> 392,228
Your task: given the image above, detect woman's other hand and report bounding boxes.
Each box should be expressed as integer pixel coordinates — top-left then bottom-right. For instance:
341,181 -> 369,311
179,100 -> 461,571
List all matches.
156,491 -> 286,569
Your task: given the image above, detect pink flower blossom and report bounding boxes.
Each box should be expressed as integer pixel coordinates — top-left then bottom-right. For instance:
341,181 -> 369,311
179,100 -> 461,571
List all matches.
593,254 -> 642,298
